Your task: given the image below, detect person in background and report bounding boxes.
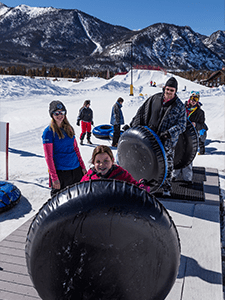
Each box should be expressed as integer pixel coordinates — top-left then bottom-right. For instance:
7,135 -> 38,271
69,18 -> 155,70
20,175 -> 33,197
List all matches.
173,91 -> 207,183
110,97 -> 125,147
124,77 -> 186,197
77,100 -> 94,145
42,100 -> 87,196
80,145 -> 150,192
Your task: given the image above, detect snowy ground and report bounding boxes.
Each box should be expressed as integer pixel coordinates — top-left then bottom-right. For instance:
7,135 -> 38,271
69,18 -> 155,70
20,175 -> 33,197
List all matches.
0,70 -> 225,243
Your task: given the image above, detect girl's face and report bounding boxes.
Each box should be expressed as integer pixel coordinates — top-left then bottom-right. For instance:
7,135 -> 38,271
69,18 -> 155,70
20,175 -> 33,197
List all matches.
94,152 -> 113,175
52,110 -> 65,127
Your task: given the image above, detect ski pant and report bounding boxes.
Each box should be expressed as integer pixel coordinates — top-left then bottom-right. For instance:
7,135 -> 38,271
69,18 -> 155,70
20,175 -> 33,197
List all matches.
51,166 -> 83,197
173,162 -> 193,182
112,124 -> 121,145
199,131 -> 207,154
161,147 -> 175,192
80,121 -> 92,141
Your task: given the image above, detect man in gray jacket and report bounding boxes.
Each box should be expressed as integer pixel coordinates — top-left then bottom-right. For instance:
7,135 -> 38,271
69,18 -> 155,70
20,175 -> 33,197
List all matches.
129,77 -> 186,196
110,97 -> 125,147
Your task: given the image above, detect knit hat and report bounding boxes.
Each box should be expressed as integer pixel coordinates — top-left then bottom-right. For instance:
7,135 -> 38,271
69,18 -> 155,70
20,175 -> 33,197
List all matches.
190,91 -> 200,102
49,100 -> 67,117
165,77 -> 178,91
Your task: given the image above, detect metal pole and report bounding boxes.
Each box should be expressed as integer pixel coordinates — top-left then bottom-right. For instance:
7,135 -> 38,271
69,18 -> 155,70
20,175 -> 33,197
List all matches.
6,123 -> 9,180
125,41 -> 134,96
130,43 -> 133,96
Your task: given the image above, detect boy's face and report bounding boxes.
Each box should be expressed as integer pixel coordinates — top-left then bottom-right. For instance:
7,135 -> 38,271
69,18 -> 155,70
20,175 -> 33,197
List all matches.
94,153 -> 113,175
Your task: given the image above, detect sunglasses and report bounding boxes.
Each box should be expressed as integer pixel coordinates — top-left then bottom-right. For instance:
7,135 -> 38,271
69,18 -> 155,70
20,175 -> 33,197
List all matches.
165,87 -> 176,92
53,110 -> 66,116
190,96 -> 198,102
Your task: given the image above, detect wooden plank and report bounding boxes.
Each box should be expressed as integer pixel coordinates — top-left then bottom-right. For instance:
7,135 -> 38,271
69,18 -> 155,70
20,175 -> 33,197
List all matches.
0,260 -> 28,274
0,290 -> 40,300
0,240 -> 25,249
181,204 -> 223,300
4,235 -> 26,243
0,245 -> 25,257
204,167 -> 220,206
1,271 -> 32,285
0,252 -> 26,265
0,281 -> 39,297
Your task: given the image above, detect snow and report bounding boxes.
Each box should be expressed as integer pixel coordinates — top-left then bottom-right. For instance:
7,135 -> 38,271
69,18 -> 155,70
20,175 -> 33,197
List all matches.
0,69 -> 224,242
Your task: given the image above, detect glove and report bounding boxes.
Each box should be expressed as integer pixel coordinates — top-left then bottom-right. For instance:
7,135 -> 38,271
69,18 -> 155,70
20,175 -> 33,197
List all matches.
199,129 -> 206,136
76,120 -> 80,126
138,179 -> 151,193
160,131 -> 171,144
122,124 -> 130,131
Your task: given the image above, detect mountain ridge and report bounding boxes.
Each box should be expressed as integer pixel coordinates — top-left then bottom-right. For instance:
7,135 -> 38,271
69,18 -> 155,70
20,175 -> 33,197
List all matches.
0,2 -> 224,71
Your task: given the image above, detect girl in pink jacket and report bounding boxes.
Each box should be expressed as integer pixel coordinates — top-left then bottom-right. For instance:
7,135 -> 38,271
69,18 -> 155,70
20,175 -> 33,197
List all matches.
80,145 -> 150,192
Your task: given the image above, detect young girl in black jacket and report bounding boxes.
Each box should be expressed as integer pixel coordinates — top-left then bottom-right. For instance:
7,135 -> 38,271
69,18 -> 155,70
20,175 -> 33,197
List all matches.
77,100 -> 94,145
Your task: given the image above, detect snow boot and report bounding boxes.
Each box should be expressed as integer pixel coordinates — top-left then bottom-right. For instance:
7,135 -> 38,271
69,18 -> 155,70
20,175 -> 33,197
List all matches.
87,132 -> 92,144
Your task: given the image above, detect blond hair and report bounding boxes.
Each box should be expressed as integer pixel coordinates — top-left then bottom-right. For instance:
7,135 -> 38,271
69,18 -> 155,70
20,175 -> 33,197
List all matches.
50,116 -> 75,139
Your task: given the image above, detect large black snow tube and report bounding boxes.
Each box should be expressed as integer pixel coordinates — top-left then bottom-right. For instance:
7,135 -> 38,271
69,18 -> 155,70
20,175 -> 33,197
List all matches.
25,180 -> 180,300
174,119 -> 198,169
92,124 -> 113,139
117,126 -> 167,192
0,181 -> 21,212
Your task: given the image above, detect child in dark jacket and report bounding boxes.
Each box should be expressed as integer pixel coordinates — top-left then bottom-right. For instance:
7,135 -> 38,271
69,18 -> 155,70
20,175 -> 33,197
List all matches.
173,91 -> 207,183
77,100 -> 93,145
80,145 -> 150,192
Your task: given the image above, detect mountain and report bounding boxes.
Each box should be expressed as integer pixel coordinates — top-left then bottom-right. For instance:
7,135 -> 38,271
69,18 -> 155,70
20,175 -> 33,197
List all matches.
200,30 -> 225,62
0,2 -> 224,71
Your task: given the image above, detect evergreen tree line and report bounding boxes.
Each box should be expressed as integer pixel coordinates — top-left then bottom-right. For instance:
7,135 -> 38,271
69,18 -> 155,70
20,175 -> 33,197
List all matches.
0,65 -> 115,79
0,65 -> 218,82
173,70 -> 215,82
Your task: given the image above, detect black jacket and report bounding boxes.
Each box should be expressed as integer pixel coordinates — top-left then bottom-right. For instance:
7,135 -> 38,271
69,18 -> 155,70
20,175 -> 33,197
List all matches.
77,107 -> 93,123
185,101 -> 205,131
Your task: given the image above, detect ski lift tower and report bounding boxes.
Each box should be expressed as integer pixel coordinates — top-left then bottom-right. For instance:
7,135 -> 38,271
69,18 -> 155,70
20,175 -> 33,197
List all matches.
125,41 -> 134,96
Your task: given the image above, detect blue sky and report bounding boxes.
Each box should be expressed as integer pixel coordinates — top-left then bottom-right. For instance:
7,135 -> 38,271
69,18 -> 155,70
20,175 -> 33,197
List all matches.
3,0 -> 225,36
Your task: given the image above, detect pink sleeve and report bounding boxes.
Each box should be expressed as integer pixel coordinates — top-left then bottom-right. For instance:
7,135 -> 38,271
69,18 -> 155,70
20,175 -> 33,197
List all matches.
43,143 -> 59,183
73,138 -> 86,170
80,174 -> 89,182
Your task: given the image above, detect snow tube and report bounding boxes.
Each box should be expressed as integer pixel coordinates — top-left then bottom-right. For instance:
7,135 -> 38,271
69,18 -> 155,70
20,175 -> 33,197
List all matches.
92,124 -> 113,139
0,181 -> 21,212
109,129 -> 124,139
25,180 -> 180,300
174,119 -> 198,169
117,126 -> 167,192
